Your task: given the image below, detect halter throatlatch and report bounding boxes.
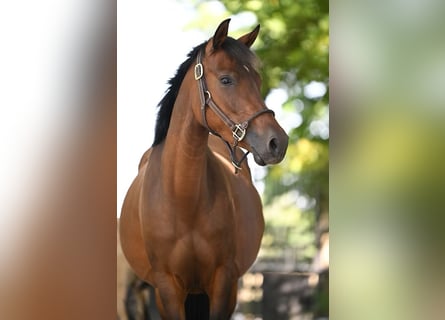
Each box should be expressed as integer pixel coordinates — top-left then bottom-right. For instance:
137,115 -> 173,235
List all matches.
195,51 -> 275,173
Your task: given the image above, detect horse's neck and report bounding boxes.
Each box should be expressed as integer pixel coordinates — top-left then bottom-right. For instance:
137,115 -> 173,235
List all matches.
160,77 -> 211,202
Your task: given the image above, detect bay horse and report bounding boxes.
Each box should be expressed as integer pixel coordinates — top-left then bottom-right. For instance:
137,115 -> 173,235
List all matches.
119,19 -> 288,319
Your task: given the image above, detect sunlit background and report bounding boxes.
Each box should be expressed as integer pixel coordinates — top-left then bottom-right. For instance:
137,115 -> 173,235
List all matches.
118,0 -> 202,212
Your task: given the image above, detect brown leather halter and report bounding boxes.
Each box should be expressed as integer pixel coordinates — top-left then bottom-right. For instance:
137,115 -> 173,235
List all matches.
194,50 -> 275,173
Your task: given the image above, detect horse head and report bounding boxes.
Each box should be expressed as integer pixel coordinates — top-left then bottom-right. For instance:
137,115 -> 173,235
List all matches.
194,18 -> 289,166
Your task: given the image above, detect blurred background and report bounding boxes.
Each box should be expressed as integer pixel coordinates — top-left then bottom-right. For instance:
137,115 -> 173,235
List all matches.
331,0 -> 445,319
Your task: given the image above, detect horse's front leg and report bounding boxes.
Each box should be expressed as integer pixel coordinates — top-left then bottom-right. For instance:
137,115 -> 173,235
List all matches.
153,272 -> 186,320
208,266 -> 238,320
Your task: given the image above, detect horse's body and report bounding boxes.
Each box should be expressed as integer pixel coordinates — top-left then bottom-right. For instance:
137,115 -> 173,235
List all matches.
120,19 -> 288,319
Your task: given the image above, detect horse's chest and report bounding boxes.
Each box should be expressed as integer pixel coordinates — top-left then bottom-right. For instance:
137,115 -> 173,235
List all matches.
166,222 -> 235,289
176,212 -> 236,259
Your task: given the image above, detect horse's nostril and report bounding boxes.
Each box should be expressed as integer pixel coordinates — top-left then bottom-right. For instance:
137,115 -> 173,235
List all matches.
268,137 -> 279,155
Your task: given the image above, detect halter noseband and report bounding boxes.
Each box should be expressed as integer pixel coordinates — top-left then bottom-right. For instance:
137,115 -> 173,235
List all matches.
194,50 -> 275,173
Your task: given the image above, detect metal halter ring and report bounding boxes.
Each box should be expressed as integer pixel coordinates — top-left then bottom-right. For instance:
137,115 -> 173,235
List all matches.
204,90 -> 211,101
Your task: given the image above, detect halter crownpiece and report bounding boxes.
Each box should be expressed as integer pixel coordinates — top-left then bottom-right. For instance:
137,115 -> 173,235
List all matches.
194,50 -> 275,173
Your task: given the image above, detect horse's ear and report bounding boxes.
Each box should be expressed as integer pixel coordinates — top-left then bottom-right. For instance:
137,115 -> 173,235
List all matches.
212,18 -> 231,49
237,24 -> 260,48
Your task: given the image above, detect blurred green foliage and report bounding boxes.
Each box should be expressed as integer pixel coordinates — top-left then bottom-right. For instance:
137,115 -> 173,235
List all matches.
261,192 -> 318,262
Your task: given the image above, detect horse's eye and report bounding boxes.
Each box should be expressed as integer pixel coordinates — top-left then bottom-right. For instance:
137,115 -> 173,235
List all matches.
220,76 -> 233,86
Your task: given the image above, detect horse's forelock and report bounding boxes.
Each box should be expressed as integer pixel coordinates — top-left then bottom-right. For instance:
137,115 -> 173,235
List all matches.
218,37 -> 260,72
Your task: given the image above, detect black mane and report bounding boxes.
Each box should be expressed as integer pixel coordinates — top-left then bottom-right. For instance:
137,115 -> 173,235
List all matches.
152,42 -> 207,147
152,38 -> 258,147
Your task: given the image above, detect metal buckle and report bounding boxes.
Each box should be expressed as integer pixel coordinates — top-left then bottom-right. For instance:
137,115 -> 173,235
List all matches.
194,63 -> 203,80
232,124 -> 247,142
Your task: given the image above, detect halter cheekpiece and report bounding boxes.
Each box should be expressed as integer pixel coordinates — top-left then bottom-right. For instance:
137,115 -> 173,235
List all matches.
194,50 -> 275,173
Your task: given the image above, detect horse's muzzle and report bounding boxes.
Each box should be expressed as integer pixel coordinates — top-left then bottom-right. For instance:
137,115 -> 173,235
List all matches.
249,128 -> 289,166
